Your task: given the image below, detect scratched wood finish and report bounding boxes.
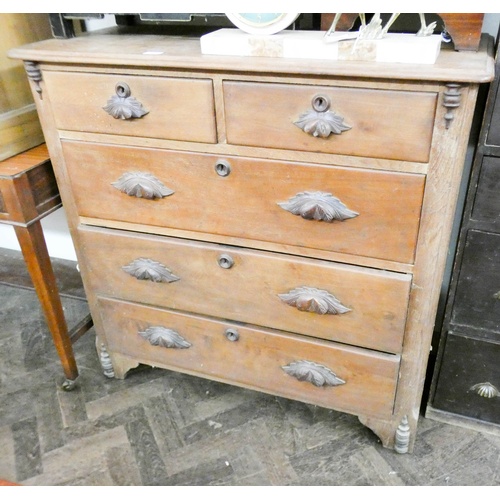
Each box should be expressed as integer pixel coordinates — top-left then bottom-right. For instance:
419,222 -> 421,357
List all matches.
8,29 -> 494,453
223,81 -> 437,162
98,296 -> 400,419
8,29 -> 494,83
78,226 -> 411,354
62,140 -> 425,264
43,71 -> 217,144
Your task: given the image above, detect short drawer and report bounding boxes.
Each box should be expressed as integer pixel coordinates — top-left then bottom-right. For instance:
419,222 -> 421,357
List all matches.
43,71 -> 216,143
63,140 -> 425,264
79,226 -> 411,354
451,229 -> 500,337
223,81 -> 437,162
431,332 -> 500,426
98,297 -> 400,419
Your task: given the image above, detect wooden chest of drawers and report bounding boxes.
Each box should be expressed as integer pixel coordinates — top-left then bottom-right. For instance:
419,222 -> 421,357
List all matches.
9,28 -> 494,453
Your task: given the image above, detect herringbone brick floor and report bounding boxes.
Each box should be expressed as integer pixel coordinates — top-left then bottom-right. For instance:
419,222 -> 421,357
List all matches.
1,248 -> 499,486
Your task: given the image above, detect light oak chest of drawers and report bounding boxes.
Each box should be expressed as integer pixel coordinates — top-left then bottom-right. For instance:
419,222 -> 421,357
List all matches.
10,29 -> 495,453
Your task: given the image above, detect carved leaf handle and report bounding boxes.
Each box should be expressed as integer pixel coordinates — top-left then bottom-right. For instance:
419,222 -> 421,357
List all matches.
294,94 -> 351,138
139,326 -> 191,349
112,171 -> 174,199
282,360 -> 346,387
122,258 -> 180,283
278,191 -> 358,222
470,382 -> 500,399
278,286 -> 351,315
103,82 -> 148,119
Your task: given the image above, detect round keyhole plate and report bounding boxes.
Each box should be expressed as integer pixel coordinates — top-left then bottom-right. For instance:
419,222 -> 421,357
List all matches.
311,94 -> 331,113
225,328 -> 240,341
218,254 -> 234,269
215,160 -> 231,177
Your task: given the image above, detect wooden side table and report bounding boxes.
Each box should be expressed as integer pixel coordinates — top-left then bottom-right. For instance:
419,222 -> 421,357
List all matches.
0,144 -> 92,389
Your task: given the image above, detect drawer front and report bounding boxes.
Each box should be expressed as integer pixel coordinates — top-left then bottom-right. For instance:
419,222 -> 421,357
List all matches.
44,71 -> 216,143
63,141 -> 425,264
471,156 -> 500,226
79,226 -> 411,354
432,332 -> 500,425
26,162 -> 60,216
451,230 -> 500,337
0,161 -> 60,223
98,297 -> 400,419
223,81 -> 437,162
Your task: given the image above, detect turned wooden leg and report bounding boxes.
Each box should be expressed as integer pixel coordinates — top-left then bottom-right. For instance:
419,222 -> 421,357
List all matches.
14,221 -> 78,385
96,337 -> 139,380
358,413 -> 416,454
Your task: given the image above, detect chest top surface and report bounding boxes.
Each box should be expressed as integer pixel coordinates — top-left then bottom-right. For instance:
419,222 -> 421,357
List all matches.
8,27 -> 495,84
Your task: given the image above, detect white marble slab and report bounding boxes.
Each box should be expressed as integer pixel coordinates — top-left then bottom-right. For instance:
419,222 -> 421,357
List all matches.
200,29 -> 442,65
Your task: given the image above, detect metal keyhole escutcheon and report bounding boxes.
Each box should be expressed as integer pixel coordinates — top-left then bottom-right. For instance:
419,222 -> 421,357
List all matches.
312,94 -> 331,112
218,254 -> 234,269
225,328 -> 240,342
215,160 -> 231,177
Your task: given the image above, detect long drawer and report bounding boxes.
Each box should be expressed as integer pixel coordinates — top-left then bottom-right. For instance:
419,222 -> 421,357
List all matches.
223,81 -> 437,162
63,140 -> 425,264
78,225 -> 411,354
97,296 -> 400,419
43,71 -> 217,143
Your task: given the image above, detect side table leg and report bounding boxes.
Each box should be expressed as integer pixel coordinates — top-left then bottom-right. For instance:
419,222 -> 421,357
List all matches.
14,221 -> 79,385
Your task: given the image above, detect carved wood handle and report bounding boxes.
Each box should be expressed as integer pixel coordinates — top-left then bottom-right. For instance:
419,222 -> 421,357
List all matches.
278,286 -> 351,315
278,191 -> 358,222
122,258 -> 180,283
112,171 -> 174,199
470,382 -> 500,399
282,360 -> 346,387
294,94 -> 351,138
139,326 -> 191,349
103,82 -> 148,119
